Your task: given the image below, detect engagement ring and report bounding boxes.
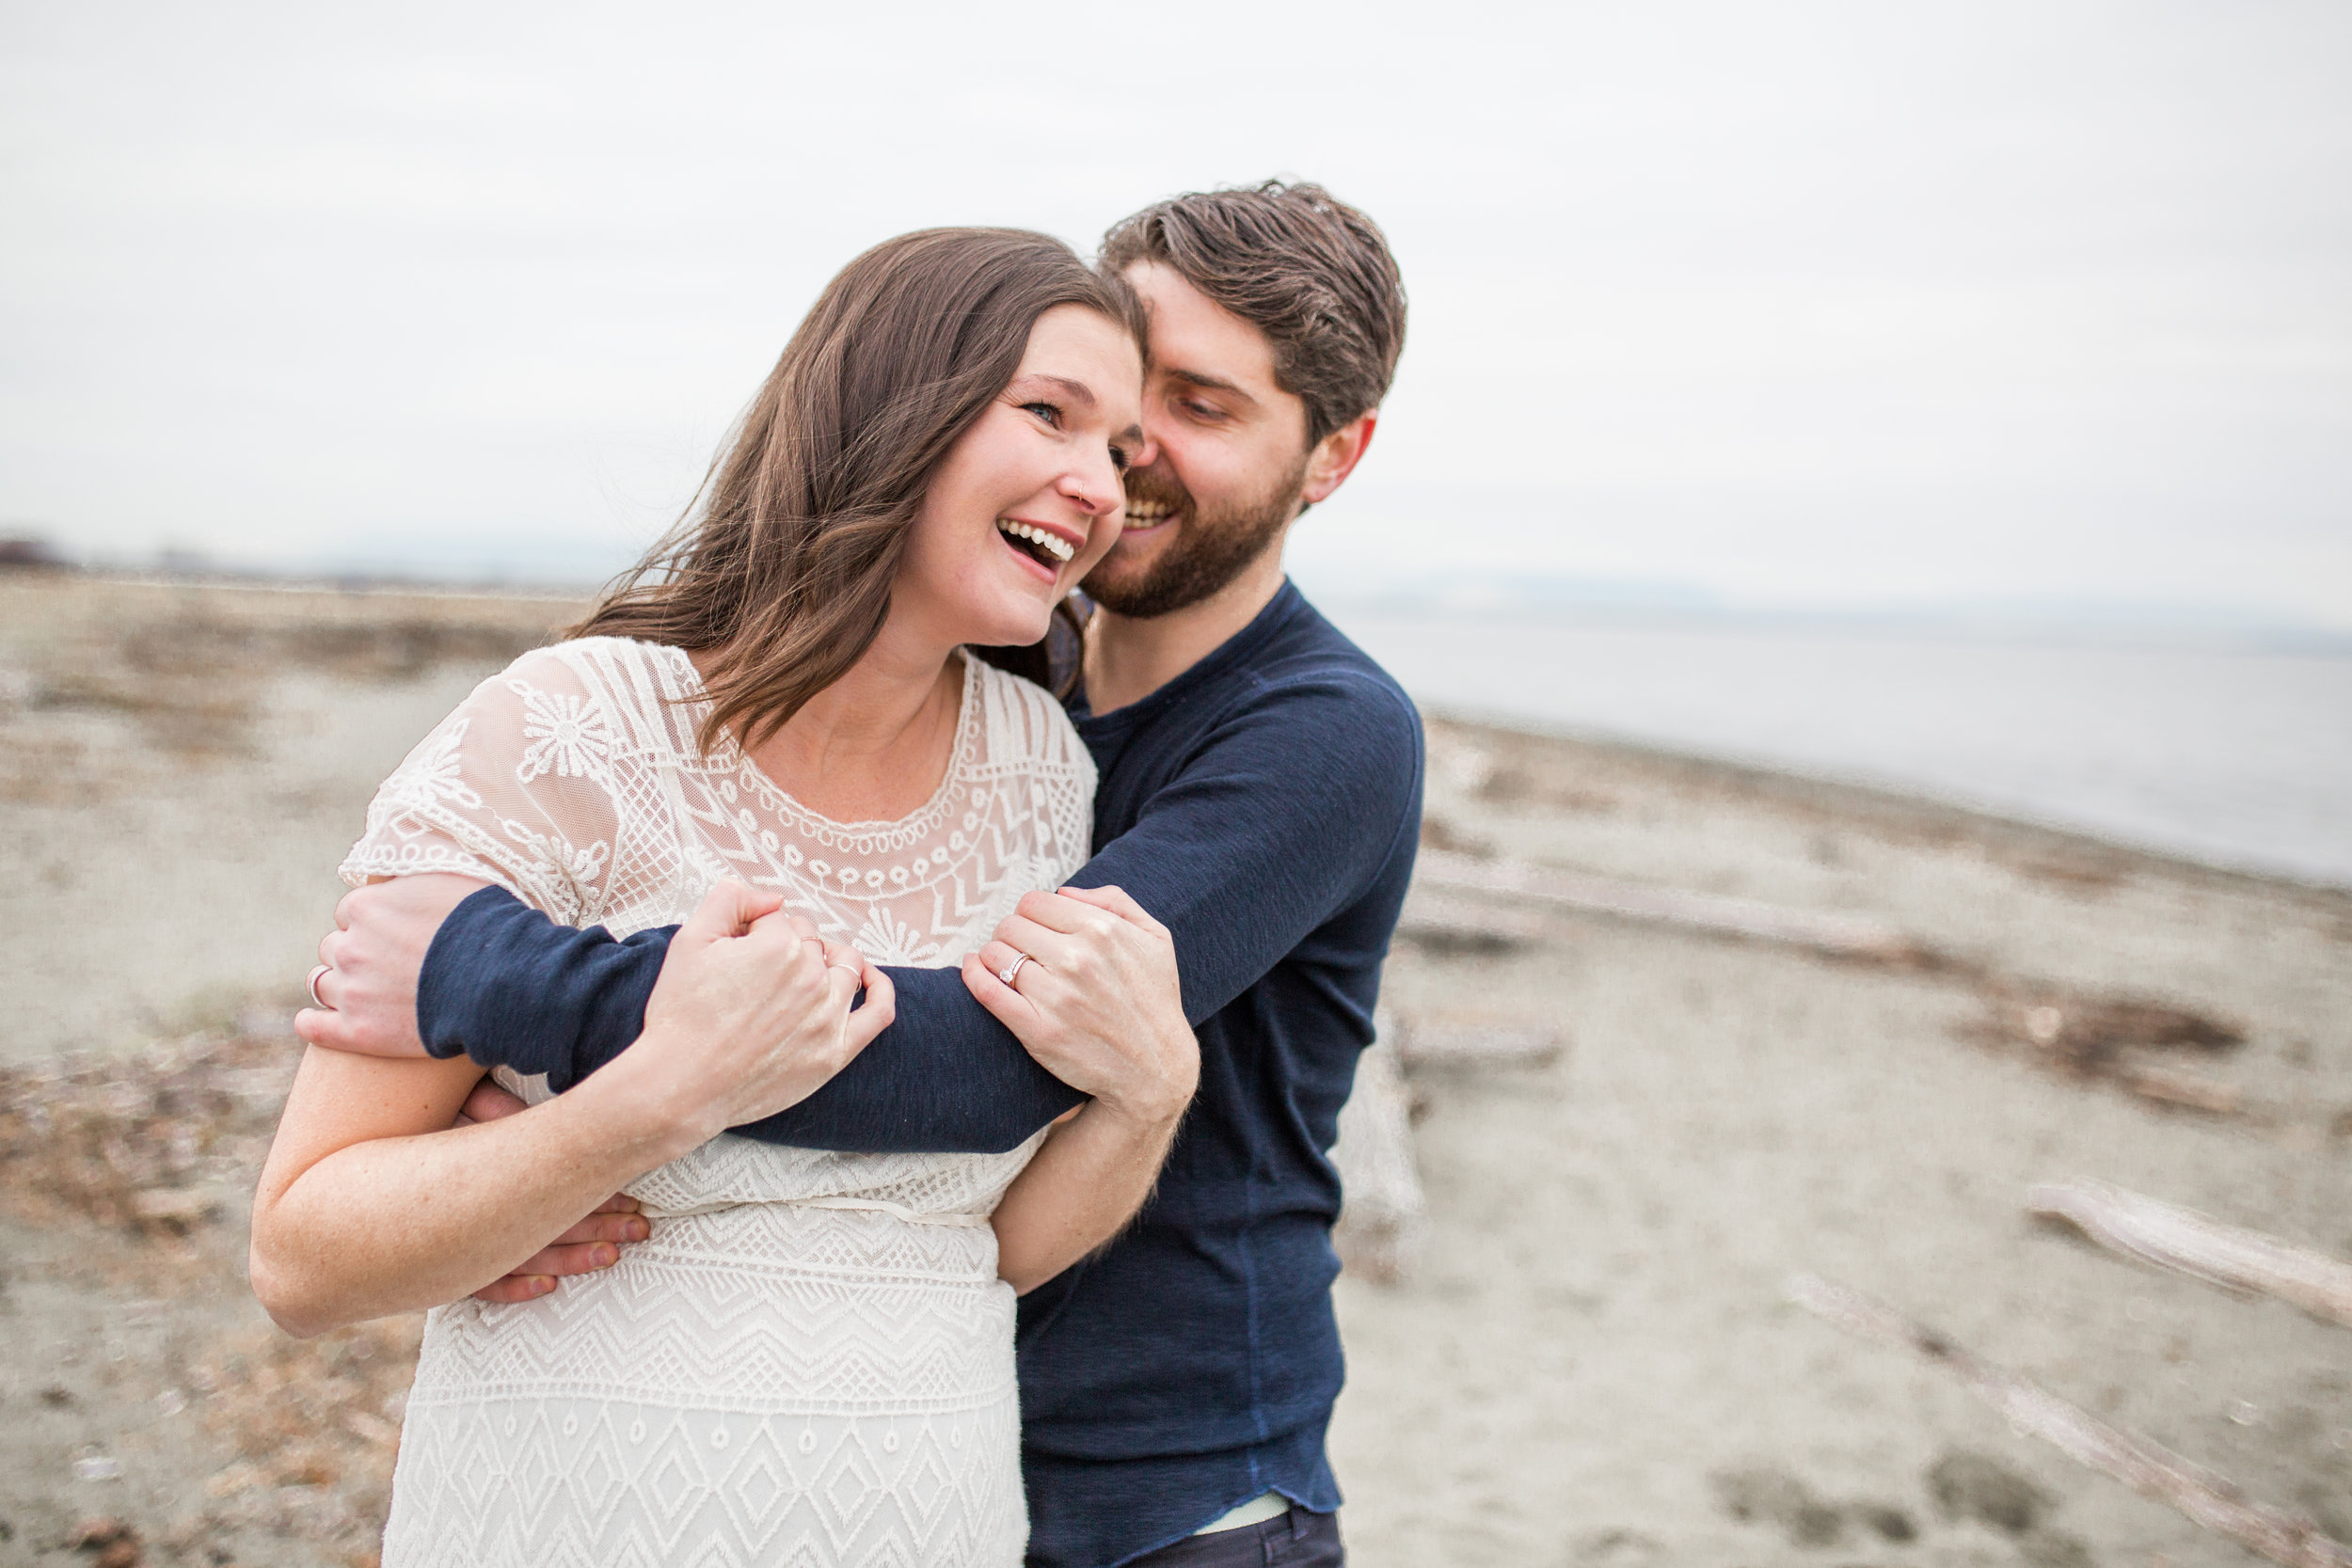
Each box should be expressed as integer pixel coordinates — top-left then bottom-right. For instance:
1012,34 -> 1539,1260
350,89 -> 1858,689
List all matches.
996,952 -> 1030,988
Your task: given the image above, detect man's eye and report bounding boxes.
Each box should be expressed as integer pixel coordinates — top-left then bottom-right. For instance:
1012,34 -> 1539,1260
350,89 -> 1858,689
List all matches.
1181,399 -> 1223,421
1024,401 -> 1061,427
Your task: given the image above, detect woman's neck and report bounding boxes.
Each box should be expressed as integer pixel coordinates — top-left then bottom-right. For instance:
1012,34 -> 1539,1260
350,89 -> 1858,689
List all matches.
697,616 -> 964,824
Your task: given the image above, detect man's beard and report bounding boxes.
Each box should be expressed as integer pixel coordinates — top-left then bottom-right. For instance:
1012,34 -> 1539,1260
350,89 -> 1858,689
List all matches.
1084,454 -> 1307,620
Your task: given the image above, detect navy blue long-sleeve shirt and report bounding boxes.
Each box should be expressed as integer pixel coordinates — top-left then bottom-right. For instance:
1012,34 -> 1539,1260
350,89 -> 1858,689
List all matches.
416,582 -> 1424,1568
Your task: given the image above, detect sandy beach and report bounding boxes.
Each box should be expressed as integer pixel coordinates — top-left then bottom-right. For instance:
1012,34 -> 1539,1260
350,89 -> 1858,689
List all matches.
2,575 -> 2346,1567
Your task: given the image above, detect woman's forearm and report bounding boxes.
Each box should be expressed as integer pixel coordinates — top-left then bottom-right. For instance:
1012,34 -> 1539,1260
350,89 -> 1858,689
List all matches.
991,1101 -> 1184,1294
249,1052 -> 702,1338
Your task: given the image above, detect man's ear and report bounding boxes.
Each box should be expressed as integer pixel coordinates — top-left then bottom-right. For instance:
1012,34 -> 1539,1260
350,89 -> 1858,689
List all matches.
1300,411 -> 1377,507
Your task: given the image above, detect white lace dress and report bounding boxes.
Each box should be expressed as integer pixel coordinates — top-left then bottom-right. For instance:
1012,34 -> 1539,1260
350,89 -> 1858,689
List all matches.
339,637 -> 1096,1568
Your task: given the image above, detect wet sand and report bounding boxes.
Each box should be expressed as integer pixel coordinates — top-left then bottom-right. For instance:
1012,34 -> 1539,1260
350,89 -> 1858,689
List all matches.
2,575 -> 2346,1567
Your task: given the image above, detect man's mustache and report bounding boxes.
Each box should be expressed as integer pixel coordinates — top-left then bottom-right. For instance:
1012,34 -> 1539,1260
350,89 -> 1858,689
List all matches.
1121,464 -> 1191,515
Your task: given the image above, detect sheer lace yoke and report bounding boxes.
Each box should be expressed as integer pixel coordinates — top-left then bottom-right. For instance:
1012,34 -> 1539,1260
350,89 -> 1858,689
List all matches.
342,636 -> 1096,966
697,645 -> 980,852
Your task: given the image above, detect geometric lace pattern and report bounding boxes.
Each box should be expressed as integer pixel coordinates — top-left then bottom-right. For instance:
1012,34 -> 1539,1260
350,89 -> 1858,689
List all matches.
342,638 -> 1097,1566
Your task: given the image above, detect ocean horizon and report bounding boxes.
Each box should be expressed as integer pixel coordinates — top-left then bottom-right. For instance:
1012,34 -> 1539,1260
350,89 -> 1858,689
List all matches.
1319,600 -> 2352,893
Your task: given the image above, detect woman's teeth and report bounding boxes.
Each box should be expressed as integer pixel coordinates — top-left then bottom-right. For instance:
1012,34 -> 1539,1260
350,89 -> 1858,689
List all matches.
996,519 -> 1073,563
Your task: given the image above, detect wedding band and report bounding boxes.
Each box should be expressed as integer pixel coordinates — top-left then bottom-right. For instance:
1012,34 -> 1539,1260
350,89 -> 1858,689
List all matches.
997,952 -> 1030,988
307,964 -> 332,1010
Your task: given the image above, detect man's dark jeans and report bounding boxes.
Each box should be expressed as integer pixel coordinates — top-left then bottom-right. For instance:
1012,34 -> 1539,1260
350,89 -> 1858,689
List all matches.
1106,1508 -> 1343,1568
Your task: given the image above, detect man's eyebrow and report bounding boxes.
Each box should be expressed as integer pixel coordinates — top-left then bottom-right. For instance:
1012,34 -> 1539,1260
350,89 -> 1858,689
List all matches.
1165,368 -> 1258,406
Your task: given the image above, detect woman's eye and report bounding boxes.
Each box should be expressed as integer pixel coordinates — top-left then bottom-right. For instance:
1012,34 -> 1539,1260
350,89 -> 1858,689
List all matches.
1109,444 -> 1131,472
1023,401 -> 1061,427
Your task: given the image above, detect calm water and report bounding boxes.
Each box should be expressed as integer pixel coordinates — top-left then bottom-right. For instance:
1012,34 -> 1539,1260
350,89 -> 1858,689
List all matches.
1327,610 -> 2352,890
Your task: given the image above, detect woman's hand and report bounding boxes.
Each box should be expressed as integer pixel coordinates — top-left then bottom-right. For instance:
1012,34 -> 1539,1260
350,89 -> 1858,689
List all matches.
963,885 -> 1199,1293
606,881 -> 897,1148
297,873 -> 485,1057
962,885 -> 1197,1128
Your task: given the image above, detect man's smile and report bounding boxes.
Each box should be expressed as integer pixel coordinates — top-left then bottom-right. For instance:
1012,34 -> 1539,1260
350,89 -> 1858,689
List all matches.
1119,495 -> 1183,536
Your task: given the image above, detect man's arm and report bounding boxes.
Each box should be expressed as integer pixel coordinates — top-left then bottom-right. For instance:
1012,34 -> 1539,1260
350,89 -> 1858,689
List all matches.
419,897 -> 1083,1153
408,671 -> 1422,1151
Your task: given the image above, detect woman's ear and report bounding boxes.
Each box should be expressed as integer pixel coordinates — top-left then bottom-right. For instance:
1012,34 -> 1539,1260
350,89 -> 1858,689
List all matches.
1301,412 -> 1377,506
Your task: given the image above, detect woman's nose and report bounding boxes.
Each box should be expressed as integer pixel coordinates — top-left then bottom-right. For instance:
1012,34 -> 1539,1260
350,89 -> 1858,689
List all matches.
1059,458 -> 1124,517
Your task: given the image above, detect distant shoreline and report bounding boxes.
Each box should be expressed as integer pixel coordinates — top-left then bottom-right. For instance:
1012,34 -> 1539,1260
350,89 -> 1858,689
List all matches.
1428,702 -> 2352,908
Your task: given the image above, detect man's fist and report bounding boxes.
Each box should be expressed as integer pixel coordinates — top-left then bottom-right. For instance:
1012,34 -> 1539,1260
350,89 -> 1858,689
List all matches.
455,1079 -> 647,1304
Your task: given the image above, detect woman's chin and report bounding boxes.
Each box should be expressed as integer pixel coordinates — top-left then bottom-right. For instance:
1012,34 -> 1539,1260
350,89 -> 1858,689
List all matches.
951,601 -> 1057,651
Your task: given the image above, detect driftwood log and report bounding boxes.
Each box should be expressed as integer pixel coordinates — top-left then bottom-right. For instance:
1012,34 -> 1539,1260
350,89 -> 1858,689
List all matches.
1331,1032 -> 1425,1284
1787,1273 -> 2352,1568
1415,849 -> 1926,963
1394,1020 -> 1564,1074
1393,887 -> 1549,950
2027,1179 -> 2352,1329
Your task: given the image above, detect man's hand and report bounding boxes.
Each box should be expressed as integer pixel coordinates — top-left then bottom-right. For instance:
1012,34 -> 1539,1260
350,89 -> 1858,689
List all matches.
453,1080 -> 649,1304
963,885 -> 1197,1129
297,873 -> 484,1057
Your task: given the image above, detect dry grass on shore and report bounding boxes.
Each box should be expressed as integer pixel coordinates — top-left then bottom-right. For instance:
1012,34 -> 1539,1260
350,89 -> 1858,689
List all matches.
1,1019 -> 423,1568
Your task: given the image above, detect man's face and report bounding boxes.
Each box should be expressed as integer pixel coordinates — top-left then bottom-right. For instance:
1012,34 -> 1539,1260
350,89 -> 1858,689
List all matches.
1081,261 -> 1311,619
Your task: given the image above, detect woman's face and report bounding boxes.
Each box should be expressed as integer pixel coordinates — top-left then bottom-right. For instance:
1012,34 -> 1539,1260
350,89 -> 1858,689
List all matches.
896,305 -> 1144,652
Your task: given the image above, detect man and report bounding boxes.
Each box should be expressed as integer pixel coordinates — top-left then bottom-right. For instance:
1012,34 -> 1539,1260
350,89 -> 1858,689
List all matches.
305,181 -> 1420,1568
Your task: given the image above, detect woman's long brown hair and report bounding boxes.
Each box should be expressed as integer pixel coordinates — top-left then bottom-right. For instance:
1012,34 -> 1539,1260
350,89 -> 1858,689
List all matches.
568,228 -> 1141,752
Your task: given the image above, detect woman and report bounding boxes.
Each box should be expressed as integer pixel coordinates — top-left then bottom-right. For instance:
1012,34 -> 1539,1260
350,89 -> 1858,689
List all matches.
247,229 -> 1196,1566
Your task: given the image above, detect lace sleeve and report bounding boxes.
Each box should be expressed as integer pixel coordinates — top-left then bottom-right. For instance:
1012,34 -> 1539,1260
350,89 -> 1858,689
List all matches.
339,645 -> 626,927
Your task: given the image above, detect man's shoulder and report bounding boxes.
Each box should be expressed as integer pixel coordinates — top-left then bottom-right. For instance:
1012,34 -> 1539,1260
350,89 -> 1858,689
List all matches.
1236,592 -> 1421,739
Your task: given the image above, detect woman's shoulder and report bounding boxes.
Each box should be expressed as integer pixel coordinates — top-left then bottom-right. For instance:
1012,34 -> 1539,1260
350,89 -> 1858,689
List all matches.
963,654 -> 1091,775
492,635 -> 691,691
425,636 -> 701,784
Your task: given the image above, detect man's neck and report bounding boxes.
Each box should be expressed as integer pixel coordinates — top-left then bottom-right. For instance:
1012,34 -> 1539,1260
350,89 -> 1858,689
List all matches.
1082,546 -> 1288,717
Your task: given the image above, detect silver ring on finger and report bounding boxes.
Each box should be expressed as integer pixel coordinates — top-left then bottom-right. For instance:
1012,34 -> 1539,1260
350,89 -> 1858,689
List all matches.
307,964 -> 332,1010
997,952 -> 1031,989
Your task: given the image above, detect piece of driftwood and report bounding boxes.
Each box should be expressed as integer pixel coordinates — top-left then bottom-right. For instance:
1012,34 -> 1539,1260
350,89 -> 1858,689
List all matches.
2026,1179 -> 2352,1330
1393,887 -> 1549,951
1331,1033 -> 1425,1284
1415,849 -> 1926,964
1968,993 -> 2249,1116
1787,1273 -> 2352,1568
2110,1060 -> 2244,1117
1393,1020 -> 1564,1074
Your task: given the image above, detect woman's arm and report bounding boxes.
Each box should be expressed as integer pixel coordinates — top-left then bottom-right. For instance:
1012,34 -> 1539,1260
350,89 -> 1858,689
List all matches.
965,885 -> 1199,1293
249,882 -> 895,1336
248,1046 -> 687,1336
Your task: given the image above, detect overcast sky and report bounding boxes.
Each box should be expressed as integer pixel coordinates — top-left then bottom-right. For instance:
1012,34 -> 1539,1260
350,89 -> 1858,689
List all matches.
4,1 -> 2348,626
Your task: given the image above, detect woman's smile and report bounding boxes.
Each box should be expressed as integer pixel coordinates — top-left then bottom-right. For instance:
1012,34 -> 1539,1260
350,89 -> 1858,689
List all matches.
995,515 -> 1084,578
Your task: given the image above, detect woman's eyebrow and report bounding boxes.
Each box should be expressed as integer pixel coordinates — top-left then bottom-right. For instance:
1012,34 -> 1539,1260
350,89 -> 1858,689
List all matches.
1014,374 -> 1098,409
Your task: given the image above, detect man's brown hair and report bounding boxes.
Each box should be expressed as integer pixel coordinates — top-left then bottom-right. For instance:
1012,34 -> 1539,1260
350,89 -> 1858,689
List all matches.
1100,181 -> 1407,446
568,228 -> 1140,748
